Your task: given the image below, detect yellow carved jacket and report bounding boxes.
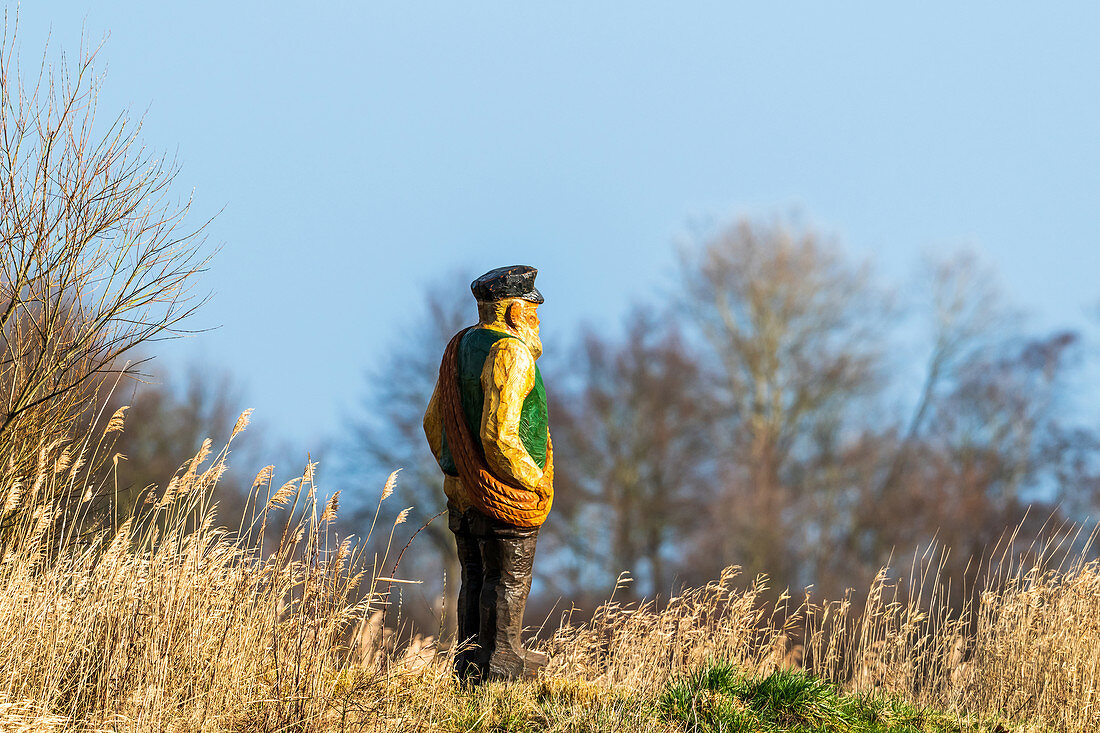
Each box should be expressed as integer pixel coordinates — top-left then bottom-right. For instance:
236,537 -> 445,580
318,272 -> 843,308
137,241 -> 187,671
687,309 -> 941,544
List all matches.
423,329 -> 554,515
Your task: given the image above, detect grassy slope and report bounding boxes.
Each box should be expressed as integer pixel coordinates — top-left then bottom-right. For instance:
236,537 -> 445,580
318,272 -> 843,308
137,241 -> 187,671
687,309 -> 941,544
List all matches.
373,663 -> 1039,733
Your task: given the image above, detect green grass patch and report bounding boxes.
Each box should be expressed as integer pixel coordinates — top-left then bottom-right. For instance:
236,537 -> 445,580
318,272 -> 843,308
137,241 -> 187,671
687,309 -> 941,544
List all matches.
659,661 -> 1026,733
660,662 -> 847,732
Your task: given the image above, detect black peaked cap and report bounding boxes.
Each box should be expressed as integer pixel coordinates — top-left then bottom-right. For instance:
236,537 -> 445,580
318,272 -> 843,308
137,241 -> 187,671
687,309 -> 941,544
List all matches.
471,265 -> 544,304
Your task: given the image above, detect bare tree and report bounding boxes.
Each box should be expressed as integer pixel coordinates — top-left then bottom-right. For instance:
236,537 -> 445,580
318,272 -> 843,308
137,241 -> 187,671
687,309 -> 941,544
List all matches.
842,255 -> 1083,599
679,217 -> 889,590
0,30 -> 208,521
546,308 -> 718,602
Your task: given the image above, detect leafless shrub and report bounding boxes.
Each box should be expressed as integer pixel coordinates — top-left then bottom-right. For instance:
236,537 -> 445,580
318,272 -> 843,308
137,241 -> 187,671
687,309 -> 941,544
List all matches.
0,23 -> 208,525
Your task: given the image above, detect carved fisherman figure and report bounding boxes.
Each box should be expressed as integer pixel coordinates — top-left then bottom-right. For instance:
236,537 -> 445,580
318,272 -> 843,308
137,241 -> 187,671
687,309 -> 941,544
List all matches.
423,265 -> 553,682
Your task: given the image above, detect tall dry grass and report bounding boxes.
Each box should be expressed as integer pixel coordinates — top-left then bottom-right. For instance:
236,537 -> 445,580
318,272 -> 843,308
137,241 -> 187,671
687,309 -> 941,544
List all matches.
545,529 -> 1100,732
0,408 -> 1097,731
0,409 -> 416,731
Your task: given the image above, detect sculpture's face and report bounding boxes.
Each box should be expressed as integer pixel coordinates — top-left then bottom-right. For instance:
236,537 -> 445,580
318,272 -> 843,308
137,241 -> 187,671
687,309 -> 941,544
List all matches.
510,300 -> 542,360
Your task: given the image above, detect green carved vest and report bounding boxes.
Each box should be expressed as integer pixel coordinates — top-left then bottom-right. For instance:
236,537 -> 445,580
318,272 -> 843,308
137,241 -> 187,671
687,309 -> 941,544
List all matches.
439,327 -> 548,476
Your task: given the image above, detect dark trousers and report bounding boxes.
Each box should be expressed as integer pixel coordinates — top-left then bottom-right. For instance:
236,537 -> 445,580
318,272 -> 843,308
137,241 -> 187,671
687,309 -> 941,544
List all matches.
449,504 -> 539,682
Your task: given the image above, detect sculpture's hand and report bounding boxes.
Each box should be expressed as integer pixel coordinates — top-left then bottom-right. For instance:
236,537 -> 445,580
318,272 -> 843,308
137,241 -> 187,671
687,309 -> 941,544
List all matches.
538,432 -> 554,497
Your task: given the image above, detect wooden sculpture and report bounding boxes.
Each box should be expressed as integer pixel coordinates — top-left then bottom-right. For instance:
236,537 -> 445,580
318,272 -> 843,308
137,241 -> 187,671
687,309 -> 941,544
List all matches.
423,265 -> 553,682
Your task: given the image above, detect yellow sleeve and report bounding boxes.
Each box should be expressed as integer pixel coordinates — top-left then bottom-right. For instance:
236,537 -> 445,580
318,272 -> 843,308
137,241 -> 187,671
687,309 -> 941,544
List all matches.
480,338 -> 544,492
422,377 -> 444,462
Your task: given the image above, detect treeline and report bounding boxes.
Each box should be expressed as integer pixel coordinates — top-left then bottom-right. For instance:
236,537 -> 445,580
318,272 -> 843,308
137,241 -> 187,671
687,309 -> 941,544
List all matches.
344,218 -> 1100,634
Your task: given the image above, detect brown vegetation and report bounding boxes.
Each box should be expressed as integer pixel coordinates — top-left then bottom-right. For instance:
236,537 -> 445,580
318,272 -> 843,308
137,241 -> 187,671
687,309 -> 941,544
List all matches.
0,435 -> 1096,730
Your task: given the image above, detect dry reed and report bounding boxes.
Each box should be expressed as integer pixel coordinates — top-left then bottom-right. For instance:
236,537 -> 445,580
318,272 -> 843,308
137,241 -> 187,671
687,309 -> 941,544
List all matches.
0,413 -> 404,731
544,531 -> 1100,732
0,411 -> 1096,730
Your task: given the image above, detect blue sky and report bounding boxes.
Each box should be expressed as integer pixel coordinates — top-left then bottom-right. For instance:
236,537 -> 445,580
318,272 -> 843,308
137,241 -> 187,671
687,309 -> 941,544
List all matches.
23,2 -> 1100,451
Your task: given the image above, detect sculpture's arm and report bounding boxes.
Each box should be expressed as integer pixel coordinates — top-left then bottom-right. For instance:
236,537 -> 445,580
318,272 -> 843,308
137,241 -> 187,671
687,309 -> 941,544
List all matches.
422,377 -> 444,462
480,338 -> 543,492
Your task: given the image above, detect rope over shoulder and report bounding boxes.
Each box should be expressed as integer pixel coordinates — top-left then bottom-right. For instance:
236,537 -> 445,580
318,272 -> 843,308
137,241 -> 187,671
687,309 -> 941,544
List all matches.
439,327 -> 553,528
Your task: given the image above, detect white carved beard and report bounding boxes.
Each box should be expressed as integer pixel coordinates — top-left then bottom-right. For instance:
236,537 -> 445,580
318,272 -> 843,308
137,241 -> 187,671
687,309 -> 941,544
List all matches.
520,324 -> 543,360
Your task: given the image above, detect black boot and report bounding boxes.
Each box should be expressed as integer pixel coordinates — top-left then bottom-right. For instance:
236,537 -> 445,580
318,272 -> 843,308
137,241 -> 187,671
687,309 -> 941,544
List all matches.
479,527 -> 547,681
450,508 -> 484,683
453,531 -> 484,682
